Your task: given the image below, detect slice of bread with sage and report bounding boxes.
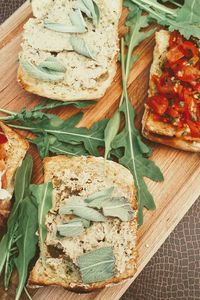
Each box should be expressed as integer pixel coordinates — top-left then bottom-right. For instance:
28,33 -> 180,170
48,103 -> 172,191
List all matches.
18,0 -> 122,101
28,156 -> 138,291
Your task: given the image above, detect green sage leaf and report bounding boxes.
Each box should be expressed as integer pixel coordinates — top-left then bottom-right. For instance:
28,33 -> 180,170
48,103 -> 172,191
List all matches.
59,197 -> 106,222
70,36 -> 96,59
102,197 -> 134,221
21,61 -> 65,81
85,187 -> 114,209
57,220 -> 84,237
43,20 -> 86,33
82,0 -> 100,25
69,8 -> 87,31
77,247 -> 115,284
39,57 -> 66,72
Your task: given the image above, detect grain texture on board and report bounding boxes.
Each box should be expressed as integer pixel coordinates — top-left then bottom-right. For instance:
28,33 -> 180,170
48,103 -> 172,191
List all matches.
0,2 -> 199,300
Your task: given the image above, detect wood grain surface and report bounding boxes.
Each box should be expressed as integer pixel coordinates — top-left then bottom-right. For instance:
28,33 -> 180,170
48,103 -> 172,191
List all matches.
0,2 -> 199,300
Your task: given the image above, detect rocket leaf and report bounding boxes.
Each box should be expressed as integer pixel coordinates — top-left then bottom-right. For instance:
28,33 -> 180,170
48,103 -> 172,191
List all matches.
14,196 -> 38,300
30,182 -> 53,264
131,0 -> 200,39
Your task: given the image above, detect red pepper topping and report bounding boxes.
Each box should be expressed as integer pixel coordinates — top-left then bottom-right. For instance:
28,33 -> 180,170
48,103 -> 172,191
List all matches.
0,129 -> 8,144
147,31 -> 200,138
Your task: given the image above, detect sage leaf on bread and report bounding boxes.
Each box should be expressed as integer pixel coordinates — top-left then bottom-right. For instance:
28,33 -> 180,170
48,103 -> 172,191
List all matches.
85,187 -> 114,209
77,247 -> 115,284
102,197 -> 134,221
39,57 -> 66,72
43,20 -> 86,33
70,36 -> 96,60
30,182 -> 53,264
69,8 -> 87,31
57,220 -> 84,237
14,196 -> 38,300
81,0 -> 100,25
59,197 -> 106,222
21,61 -> 65,81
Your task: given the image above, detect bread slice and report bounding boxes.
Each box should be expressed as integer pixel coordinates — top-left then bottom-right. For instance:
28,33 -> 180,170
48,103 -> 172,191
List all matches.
142,30 -> 200,152
0,122 -> 29,226
29,156 -> 138,291
18,0 -> 122,101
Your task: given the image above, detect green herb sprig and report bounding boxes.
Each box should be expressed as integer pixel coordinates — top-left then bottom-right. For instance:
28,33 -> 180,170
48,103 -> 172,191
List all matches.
104,9 -> 163,225
130,0 -> 200,39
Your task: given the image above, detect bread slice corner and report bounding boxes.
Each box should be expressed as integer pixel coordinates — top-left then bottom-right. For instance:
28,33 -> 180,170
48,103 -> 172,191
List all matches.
29,155 -> 138,291
0,122 -> 29,226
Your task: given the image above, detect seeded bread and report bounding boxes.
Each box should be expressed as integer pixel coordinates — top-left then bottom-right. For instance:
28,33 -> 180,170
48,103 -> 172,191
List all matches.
18,0 -> 122,101
29,156 -> 138,291
0,122 -> 29,226
142,30 -> 200,152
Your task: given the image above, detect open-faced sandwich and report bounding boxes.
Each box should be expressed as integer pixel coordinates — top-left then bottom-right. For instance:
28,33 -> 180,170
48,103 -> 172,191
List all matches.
0,122 -> 29,226
18,0 -> 122,101
29,156 -> 138,291
142,30 -> 200,152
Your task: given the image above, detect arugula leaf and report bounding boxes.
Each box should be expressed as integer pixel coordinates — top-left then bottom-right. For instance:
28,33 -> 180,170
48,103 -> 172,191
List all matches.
112,100 -> 163,225
131,0 -> 200,39
110,10 -> 163,225
8,113 -> 108,157
30,183 -> 53,264
0,156 -> 33,276
14,196 -> 38,300
0,99 -> 96,122
0,155 -> 33,288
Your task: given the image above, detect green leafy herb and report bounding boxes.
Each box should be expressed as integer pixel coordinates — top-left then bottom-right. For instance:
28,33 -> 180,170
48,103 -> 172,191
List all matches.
70,36 -> 96,59
6,113 -> 108,158
77,247 -> 115,284
102,197 -> 134,221
85,187 -> 114,209
43,20 -> 86,33
0,99 -> 96,122
112,36 -> 163,225
69,8 -> 87,31
131,0 -> 200,39
30,182 -> 53,264
39,57 -> 66,72
0,155 -> 38,299
21,61 -> 65,81
14,196 -> 38,300
104,111 -> 121,160
59,197 -> 106,222
78,0 -> 100,25
57,220 -> 85,237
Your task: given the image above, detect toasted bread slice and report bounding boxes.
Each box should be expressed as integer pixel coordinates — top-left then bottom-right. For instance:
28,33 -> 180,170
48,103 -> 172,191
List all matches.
18,0 -> 122,101
29,156 -> 138,291
0,122 -> 29,226
142,30 -> 200,152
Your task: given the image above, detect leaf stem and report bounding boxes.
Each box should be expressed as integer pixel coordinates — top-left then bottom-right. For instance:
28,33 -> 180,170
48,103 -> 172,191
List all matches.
0,108 -> 16,116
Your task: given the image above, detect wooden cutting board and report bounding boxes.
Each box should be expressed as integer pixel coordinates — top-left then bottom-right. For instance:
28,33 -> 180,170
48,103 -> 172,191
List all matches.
0,2 -> 199,300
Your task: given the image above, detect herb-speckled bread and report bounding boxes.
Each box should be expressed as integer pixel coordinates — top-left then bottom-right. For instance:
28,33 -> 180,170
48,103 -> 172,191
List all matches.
142,30 -> 200,152
29,156 -> 138,291
18,0 -> 122,101
0,122 -> 29,226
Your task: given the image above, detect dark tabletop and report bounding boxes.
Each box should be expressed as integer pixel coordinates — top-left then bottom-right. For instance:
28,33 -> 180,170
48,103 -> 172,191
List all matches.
0,1 -> 200,299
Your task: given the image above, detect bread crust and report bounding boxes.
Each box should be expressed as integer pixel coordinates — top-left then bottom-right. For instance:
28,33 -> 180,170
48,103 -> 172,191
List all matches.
0,122 -> 29,226
29,155 -> 138,291
142,30 -> 200,152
